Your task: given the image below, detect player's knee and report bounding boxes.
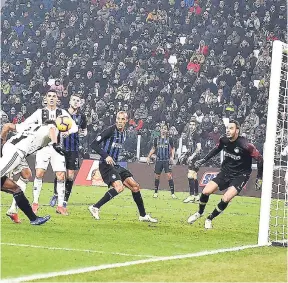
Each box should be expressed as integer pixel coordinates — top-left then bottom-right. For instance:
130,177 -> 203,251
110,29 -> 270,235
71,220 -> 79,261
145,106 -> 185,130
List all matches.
35,169 -> 45,179
166,173 -> 172,180
222,195 -> 231,203
114,185 -> 124,193
56,172 -> 65,181
21,168 -> 32,180
131,183 -> 140,193
155,174 -> 160,179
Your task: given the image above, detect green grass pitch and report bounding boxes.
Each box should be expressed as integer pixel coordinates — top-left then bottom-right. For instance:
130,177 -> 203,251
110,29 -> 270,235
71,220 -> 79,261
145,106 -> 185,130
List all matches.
1,184 -> 286,282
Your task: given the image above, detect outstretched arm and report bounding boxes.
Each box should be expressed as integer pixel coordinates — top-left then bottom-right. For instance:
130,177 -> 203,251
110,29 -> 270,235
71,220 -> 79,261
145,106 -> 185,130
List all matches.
197,140 -> 223,166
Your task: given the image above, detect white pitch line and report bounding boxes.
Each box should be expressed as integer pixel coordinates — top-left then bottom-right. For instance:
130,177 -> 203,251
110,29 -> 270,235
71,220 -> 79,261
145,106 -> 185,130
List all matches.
1,244 -> 260,283
0,242 -> 157,258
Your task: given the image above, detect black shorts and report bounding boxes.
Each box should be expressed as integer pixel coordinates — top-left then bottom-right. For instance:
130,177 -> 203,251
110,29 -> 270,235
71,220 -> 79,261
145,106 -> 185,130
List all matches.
99,163 -> 133,187
155,160 -> 172,174
212,171 -> 250,193
64,151 -> 80,171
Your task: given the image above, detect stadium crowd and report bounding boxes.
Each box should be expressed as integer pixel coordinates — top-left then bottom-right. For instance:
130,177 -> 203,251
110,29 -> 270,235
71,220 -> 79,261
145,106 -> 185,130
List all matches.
1,0 -> 287,164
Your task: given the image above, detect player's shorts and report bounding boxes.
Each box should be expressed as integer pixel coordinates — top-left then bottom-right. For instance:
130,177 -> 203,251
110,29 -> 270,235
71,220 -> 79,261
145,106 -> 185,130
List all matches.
154,160 -> 172,174
64,151 -> 79,171
0,143 -> 24,177
212,171 -> 250,193
99,163 -> 133,187
35,146 -> 66,172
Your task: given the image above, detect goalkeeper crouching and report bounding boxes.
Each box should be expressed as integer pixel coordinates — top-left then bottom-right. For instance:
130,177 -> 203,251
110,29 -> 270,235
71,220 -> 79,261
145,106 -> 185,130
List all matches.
188,120 -> 263,229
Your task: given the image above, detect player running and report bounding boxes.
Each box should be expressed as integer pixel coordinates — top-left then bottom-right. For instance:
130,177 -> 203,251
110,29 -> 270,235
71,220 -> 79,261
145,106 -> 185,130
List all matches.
21,90 -> 78,215
1,176 -> 50,225
188,120 -> 263,229
89,111 -> 157,222
50,94 -> 87,215
146,125 -> 177,199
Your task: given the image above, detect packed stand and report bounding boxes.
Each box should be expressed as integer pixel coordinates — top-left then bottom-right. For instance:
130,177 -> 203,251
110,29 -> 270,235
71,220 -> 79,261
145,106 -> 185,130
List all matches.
1,0 -> 287,165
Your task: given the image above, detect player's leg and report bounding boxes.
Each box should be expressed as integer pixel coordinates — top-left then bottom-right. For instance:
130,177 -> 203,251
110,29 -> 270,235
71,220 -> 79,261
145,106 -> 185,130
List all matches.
285,169 -> 288,206
164,161 -> 176,198
187,173 -> 224,224
49,176 -> 58,207
154,161 -> 162,198
88,164 -> 123,220
1,176 -> 50,225
89,179 -> 123,220
50,148 -> 67,215
184,170 -> 198,203
123,176 -> 157,223
64,170 -> 75,205
33,147 -> 50,212
204,174 -> 250,229
7,165 -> 31,223
0,143 -> 23,177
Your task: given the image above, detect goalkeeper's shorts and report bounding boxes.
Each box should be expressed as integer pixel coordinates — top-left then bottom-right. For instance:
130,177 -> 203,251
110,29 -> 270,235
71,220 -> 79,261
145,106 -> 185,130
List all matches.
212,171 -> 250,193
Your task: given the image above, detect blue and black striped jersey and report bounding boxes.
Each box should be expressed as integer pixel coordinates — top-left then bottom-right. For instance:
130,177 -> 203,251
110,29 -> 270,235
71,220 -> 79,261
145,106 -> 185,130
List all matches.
90,125 -> 126,163
154,137 -> 174,161
63,111 -> 87,152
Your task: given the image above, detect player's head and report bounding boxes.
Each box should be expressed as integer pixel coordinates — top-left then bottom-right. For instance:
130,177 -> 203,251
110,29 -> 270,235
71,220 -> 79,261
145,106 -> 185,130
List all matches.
226,119 -> 240,140
46,90 -> 58,107
116,111 -> 128,131
160,125 -> 168,136
69,94 -> 81,110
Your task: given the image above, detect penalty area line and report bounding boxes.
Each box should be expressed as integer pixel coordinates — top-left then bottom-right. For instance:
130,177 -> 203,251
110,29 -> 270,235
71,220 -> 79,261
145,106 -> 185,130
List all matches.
2,244 -> 260,283
0,242 -> 157,258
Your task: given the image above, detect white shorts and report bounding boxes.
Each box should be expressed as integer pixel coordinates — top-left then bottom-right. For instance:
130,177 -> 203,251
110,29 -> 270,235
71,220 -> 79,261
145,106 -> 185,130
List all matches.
35,146 -> 66,172
0,143 -> 25,177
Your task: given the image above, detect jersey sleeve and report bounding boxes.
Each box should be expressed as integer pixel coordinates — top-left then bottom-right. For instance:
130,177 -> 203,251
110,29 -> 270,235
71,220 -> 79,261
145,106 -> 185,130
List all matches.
169,138 -> 175,148
21,109 -> 41,125
203,137 -> 224,162
247,143 -> 263,178
15,122 -> 31,133
80,114 -> 87,129
153,138 -> 158,148
90,126 -> 115,159
61,109 -> 78,134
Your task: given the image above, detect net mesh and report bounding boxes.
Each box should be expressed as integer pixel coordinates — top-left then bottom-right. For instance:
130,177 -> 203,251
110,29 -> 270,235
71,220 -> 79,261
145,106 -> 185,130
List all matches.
270,42 -> 288,246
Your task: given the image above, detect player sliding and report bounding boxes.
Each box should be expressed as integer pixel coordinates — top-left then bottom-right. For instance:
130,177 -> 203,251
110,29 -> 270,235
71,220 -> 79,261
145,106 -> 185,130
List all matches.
188,120 -> 263,229
89,111 -> 157,222
1,176 -> 50,225
146,125 -> 177,199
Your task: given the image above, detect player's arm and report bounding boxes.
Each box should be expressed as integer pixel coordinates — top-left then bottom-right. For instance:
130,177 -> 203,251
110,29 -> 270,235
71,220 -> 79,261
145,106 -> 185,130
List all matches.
49,125 -> 65,156
0,123 -> 16,143
247,143 -> 264,190
169,138 -> 175,162
147,138 -> 157,165
79,114 -> 88,137
188,143 -> 202,163
195,139 -> 223,169
90,126 -> 115,165
62,109 -> 78,134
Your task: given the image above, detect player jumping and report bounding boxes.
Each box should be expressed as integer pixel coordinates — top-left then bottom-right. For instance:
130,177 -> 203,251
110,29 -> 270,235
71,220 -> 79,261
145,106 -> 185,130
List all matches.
146,125 -> 177,199
188,120 -> 263,229
21,90 -> 78,215
50,94 -> 87,214
89,111 -> 157,222
0,120 -> 65,223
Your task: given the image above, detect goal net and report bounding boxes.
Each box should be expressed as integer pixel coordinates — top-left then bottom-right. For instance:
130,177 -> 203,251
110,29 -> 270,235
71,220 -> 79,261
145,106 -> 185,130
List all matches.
258,41 -> 288,247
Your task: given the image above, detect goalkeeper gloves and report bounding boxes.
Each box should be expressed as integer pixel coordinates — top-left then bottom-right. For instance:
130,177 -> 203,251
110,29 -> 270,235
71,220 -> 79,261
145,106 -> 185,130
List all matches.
52,143 -> 65,156
255,178 -> 263,191
194,158 -> 205,171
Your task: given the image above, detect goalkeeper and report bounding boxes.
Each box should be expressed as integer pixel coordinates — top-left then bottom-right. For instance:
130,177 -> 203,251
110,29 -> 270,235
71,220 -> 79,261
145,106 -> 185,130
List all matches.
187,120 -> 263,229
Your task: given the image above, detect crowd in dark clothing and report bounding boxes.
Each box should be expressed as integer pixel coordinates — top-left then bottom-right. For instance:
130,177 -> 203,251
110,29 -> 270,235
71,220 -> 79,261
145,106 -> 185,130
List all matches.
1,0 -> 287,165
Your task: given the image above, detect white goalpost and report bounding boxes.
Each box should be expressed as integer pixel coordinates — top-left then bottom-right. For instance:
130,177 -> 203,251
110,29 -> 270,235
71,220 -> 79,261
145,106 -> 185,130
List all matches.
258,40 -> 288,247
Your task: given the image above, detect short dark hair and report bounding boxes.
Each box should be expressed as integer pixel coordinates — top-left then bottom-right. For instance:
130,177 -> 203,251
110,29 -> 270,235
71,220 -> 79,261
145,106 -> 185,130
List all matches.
229,119 -> 240,129
46,89 -> 57,96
